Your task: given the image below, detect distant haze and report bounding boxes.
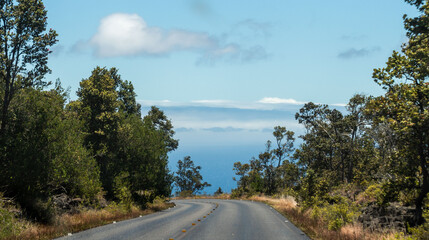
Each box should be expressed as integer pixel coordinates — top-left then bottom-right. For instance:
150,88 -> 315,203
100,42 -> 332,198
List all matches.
142,102 -> 308,194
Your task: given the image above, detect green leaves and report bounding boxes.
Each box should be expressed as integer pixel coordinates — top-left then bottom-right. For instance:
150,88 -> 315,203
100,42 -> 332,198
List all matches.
365,0 -> 429,224
174,156 -> 210,195
73,67 -> 177,202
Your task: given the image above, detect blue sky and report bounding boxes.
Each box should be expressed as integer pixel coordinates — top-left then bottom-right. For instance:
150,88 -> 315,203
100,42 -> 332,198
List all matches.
43,0 -> 418,193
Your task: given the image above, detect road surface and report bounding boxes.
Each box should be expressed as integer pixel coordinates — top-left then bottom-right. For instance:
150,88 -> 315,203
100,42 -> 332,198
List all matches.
56,199 -> 310,240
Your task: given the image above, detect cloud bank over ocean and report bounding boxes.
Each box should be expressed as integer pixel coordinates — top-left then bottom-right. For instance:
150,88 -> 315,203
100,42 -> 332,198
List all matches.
140,98 -> 346,193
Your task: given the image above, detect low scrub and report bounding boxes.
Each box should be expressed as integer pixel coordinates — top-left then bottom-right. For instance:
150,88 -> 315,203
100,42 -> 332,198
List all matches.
247,195 -> 404,240
1,199 -> 174,240
0,196 -> 28,239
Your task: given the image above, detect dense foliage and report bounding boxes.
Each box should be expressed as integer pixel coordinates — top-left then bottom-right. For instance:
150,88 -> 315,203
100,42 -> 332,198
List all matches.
0,1 -> 202,227
0,11 -> 179,219
232,0 -> 429,235
0,65 -> 179,222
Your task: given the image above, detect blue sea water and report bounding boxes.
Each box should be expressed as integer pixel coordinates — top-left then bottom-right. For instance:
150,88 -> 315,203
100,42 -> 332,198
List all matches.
168,143 -> 266,195
142,104 -> 308,195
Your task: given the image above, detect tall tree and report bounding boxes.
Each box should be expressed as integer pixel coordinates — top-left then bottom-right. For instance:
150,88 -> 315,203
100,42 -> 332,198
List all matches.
367,0 -> 429,224
0,0 -> 57,137
71,67 -> 121,195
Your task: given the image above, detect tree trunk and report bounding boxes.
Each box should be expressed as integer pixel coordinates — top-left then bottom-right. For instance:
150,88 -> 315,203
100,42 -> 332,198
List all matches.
414,130 -> 429,225
0,81 -> 11,138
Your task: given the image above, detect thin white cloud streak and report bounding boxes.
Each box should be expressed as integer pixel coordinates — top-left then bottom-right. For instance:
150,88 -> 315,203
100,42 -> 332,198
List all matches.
139,97 -> 311,110
258,97 -> 306,105
139,98 -> 347,110
139,98 -> 347,132
338,46 -> 381,59
173,119 -> 301,131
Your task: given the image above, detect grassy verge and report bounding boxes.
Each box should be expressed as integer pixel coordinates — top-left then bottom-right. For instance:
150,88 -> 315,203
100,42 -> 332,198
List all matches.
3,201 -> 174,240
247,196 -> 401,240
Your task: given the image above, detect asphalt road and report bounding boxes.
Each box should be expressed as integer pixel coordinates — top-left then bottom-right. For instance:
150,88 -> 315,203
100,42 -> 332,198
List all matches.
56,199 -> 310,240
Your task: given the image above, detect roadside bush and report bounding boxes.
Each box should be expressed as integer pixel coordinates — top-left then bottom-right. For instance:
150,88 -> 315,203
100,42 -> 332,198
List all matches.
0,207 -> 17,239
134,190 -> 156,208
24,197 -> 56,224
407,195 -> 429,240
0,196 -> 26,239
178,190 -> 194,198
311,197 -> 359,231
357,182 -> 386,206
113,172 -> 133,210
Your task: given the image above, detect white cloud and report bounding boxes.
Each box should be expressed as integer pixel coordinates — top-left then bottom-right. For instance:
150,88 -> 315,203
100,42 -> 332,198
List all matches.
90,13 -> 214,57
258,97 -> 305,105
87,13 -> 269,63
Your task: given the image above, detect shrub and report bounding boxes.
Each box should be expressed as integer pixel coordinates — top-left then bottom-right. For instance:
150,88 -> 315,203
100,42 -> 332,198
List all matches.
113,172 -> 133,210
0,205 -> 17,238
407,195 -> 429,240
358,182 -> 386,206
0,195 -> 26,238
311,197 -> 359,231
178,190 -> 194,198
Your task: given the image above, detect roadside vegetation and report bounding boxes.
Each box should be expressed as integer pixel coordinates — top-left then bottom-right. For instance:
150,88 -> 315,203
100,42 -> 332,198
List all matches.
1,0 -> 428,239
0,1 -> 180,239
231,1 -> 429,239
1,199 -> 173,240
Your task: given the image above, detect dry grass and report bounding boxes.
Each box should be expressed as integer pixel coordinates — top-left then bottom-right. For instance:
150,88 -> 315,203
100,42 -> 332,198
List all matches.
248,195 -> 401,240
4,201 -> 174,240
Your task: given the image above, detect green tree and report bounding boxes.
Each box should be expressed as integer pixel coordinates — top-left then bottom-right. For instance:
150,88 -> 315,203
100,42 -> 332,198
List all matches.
0,0 -> 57,137
118,79 -> 141,116
272,126 -> 295,168
233,161 -> 251,190
214,187 -> 223,196
295,103 -> 347,184
294,100 -> 379,203
174,156 -> 210,195
71,67 -> 178,202
0,86 -> 100,222
367,1 -> 429,223
143,106 -> 179,152
71,67 -> 120,196
141,106 -> 177,197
